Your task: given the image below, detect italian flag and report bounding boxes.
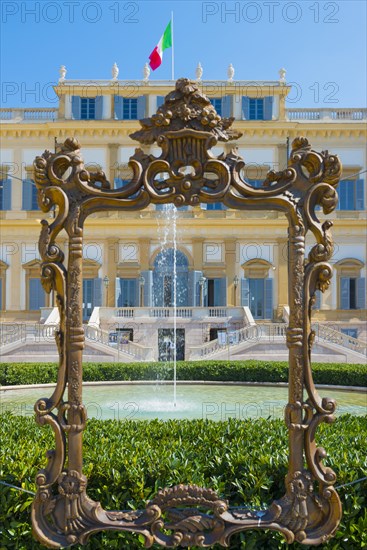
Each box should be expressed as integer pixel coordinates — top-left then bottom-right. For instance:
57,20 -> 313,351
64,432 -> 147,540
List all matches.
149,21 -> 172,71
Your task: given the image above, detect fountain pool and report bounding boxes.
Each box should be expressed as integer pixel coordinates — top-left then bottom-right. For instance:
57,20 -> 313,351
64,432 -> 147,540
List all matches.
1,383 -> 366,421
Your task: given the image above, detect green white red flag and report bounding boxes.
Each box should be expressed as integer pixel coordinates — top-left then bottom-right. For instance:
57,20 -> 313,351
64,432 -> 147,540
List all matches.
149,21 -> 173,71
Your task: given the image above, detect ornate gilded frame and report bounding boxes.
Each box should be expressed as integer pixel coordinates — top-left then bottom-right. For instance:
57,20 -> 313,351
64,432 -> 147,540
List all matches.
32,79 -> 342,548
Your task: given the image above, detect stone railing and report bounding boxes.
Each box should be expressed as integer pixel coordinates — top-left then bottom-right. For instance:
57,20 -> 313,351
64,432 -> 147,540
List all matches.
0,322 -> 57,346
84,325 -> 153,361
286,108 -> 367,121
0,108 -> 58,121
313,323 -> 367,357
106,306 -> 246,321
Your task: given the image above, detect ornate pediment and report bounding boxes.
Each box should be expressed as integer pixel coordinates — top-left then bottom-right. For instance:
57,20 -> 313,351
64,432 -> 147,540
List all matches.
130,78 -> 242,145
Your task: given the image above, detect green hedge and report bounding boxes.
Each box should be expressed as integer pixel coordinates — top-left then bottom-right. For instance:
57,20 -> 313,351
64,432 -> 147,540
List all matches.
0,360 -> 366,387
0,413 -> 366,549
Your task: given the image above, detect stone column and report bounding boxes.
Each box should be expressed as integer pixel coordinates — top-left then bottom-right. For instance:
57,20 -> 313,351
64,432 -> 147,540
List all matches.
278,143 -> 288,172
7,241 -> 22,311
225,239 -> 237,306
276,237 -> 289,316
106,238 -> 118,307
279,92 -> 286,121
58,94 -> 65,118
139,238 -> 150,270
192,238 -> 204,271
64,94 -> 72,119
107,143 -> 119,186
12,147 -> 23,211
102,95 -> 112,120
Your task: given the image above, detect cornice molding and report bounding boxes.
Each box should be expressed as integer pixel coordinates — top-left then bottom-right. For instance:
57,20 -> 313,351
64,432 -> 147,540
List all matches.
1,123 -> 366,140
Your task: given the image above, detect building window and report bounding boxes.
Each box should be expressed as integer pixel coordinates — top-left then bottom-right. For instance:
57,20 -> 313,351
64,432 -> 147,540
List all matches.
114,96 -> 145,120
337,179 -> 364,210
210,98 -> 222,116
249,99 -> 264,120
242,96 -> 273,120
0,278 -> 3,310
22,179 -> 39,210
0,178 -> 11,210
28,278 -> 45,310
82,278 -> 102,320
340,277 -> 365,309
116,278 -> 138,307
341,328 -> 358,339
206,278 -> 227,307
123,98 -> 138,120
153,249 -> 189,307
80,98 -> 96,120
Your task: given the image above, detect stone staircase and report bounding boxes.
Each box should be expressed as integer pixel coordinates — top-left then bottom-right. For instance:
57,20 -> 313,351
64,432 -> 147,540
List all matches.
188,323 -> 367,364
0,323 -> 154,363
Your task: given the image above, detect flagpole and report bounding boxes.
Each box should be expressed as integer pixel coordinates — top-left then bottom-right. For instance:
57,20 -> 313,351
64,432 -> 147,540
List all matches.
171,11 -> 174,81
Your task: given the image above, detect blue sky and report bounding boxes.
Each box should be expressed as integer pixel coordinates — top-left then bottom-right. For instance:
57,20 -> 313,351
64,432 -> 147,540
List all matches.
1,0 -> 366,108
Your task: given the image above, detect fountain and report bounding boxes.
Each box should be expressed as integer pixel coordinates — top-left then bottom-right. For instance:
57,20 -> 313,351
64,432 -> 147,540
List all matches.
156,203 -> 179,406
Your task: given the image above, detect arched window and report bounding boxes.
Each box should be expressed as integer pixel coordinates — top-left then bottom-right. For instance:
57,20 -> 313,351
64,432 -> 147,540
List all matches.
153,249 -> 189,307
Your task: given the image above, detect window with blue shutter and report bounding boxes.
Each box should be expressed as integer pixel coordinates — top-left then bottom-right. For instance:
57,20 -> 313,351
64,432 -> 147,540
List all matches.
209,97 -> 231,118
264,278 -> 273,319
340,277 -> 364,309
31,182 -> 38,210
95,96 -> 103,120
188,271 -> 204,306
82,278 -> 102,320
93,278 -> 103,307
29,278 -> 45,310
114,96 -> 123,120
249,98 -> 264,120
137,96 -> 146,119
71,96 -> 81,119
22,179 -> 38,210
241,278 -> 250,307
338,179 -> 365,210
207,278 -> 227,306
123,98 -> 138,120
242,97 -> 250,120
210,98 -> 222,116
116,278 -> 138,307
356,277 -> 366,309
264,96 -> 273,120
80,98 -> 96,120
356,179 -> 364,210
115,96 -> 146,120
0,178 -> 11,210
340,277 -> 350,309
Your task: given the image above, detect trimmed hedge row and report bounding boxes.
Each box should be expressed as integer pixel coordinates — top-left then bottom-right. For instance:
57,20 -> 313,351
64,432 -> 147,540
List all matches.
0,413 -> 366,549
0,360 -> 366,387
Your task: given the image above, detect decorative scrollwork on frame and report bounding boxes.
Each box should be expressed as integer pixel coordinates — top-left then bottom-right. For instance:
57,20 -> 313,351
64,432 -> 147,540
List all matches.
31,78 -> 343,548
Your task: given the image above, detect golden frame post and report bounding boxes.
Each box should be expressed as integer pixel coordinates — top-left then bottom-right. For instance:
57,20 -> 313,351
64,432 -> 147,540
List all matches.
32,79 -> 342,548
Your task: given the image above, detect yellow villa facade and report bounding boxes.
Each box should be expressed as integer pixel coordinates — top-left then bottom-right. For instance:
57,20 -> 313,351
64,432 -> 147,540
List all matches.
0,70 -> 366,362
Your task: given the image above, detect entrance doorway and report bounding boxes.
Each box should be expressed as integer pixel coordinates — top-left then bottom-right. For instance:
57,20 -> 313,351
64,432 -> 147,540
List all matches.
158,328 -> 185,362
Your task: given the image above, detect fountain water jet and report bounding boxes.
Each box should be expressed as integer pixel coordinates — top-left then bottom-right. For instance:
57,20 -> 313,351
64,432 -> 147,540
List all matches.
156,203 -> 179,407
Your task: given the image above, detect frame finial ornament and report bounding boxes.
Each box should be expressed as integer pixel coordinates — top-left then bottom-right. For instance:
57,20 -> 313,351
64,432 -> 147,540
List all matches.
32,79 -> 342,548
